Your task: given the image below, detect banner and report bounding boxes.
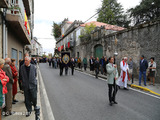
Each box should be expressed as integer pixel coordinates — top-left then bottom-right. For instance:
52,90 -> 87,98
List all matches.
61,52 -> 70,66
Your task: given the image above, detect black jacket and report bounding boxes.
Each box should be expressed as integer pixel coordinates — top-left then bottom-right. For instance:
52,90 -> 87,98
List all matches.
140,59 -> 148,72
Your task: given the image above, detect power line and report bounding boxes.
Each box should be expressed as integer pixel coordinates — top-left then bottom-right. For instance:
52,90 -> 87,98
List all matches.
56,0 -> 114,43
37,38 -> 54,39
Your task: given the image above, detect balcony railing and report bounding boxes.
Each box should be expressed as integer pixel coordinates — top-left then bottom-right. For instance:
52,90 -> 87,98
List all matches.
6,0 -> 31,38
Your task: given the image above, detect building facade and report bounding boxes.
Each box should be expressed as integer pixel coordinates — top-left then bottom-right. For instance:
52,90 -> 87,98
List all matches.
56,19 -> 124,59
0,0 -> 34,66
31,37 -> 43,57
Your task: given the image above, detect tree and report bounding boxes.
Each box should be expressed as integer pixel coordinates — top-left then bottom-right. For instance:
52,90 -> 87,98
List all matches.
97,0 -> 130,28
52,22 -> 61,38
79,23 -> 96,43
128,0 -> 160,25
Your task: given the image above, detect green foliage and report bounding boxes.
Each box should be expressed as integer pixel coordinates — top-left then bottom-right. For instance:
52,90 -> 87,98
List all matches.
97,0 -> 130,27
84,23 -> 96,35
128,0 -> 160,25
79,23 -> 96,43
52,22 -> 61,38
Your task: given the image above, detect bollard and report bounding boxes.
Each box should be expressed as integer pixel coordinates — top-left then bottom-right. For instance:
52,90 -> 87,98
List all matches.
35,106 -> 40,120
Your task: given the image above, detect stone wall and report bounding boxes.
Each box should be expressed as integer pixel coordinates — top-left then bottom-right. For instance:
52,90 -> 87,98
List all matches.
76,20 -> 160,83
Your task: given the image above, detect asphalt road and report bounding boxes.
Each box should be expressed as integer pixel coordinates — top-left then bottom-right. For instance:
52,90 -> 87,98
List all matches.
39,63 -> 160,120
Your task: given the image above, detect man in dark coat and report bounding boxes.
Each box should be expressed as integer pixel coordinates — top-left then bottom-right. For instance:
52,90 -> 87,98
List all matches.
139,55 -> 148,86
59,57 -> 63,76
20,56 -> 37,117
89,56 -> 94,71
19,53 -> 34,92
2,58 -> 14,116
100,56 -> 105,74
94,57 -> 100,79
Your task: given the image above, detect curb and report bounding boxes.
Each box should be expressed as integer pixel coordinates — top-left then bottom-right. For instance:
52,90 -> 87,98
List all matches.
75,68 -> 160,97
37,66 -> 55,120
130,84 -> 160,96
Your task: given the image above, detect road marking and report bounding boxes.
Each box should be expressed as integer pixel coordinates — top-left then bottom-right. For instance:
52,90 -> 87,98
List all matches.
129,87 -> 160,100
38,67 -> 55,120
76,69 -> 160,100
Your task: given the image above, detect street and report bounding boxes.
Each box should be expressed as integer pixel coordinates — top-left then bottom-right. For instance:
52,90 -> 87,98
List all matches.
39,63 -> 160,120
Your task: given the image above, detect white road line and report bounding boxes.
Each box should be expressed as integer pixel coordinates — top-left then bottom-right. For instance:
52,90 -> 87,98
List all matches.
129,87 -> 160,100
76,70 -> 160,100
38,67 -> 55,120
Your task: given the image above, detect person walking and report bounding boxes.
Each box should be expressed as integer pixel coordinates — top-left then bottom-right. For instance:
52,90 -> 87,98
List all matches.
77,57 -> 81,69
118,57 -> 130,90
10,59 -> 18,104
51,57 -> 54,68
48,58 -> 52,67
70,58 -> 75,75
100,56 -> 105,74
94,57 -> 100,79
65,63 -> 69,75
59,57 -> 63,76
103,57 -> 108,75
75,57 -> 78,68
106,57 -> 119,106
2,58 -> 14,116
148,57 -> 156,86
139,55 -> 148,86
20,56 -> 37,117
0,59 -> 9,118
128,58 -> 134,84
83,57 -> 87,71
54,58 -> 57,69
89,56 -> 94,71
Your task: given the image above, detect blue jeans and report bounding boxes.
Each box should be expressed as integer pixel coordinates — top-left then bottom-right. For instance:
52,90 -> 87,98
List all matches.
139,71 -> 147,85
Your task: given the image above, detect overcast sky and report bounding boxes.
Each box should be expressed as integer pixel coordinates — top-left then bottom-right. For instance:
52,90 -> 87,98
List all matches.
34,0 -> 141,55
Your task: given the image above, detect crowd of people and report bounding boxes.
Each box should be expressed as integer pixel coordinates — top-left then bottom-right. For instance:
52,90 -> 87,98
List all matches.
47,55 -> 156,106
0,53 -> 156,119
0,53 -> 38,119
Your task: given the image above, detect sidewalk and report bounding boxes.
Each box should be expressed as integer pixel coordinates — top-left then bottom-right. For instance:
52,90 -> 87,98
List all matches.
75,67 -> 160,96
2,74 -> 43,120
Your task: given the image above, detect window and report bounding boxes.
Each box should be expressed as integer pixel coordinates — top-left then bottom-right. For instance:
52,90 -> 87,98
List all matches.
19,51 -> 22,60
11,48 -> 18,66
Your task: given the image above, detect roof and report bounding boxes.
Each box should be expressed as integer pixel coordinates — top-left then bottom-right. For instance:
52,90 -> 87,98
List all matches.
80,21 -> 125,31
66,21 -> 73,24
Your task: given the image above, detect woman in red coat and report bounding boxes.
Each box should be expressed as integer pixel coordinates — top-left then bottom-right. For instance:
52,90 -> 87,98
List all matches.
0,59 -> 9,120
10,59 -> 18,104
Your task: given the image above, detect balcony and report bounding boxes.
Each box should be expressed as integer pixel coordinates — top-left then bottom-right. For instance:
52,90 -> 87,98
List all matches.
0,0 -> 8,8
6,1 -> 31,44
22,0 -> 31,16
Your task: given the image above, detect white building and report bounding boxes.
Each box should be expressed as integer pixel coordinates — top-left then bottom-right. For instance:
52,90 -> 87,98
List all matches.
31,37 -> 43,57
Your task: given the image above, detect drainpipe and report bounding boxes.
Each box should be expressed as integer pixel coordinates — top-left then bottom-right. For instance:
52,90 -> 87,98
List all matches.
5,27 -> 8,57
2,8 -> 7,59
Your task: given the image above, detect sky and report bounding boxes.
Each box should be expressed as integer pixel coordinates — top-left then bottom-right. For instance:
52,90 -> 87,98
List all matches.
34,0 -> 141,55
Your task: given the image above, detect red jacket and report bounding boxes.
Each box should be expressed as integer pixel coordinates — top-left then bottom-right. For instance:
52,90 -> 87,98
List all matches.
10,65 -> 18,81
0,68 -> 9,94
